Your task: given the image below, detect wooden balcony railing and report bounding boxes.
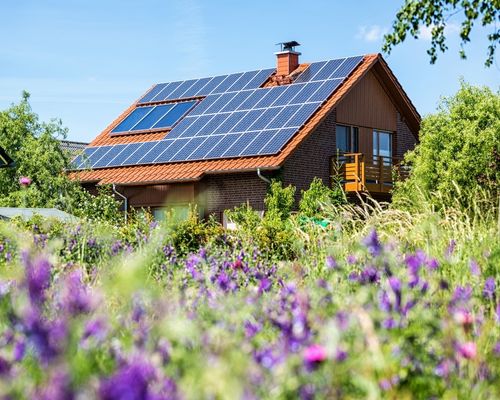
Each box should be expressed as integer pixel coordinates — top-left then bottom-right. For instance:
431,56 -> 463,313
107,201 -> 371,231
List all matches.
333,153 -> 410,194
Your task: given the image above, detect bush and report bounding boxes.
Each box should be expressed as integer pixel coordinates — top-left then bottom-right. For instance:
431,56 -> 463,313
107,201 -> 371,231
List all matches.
394,82 -> 500,210
299,177 -> 347,218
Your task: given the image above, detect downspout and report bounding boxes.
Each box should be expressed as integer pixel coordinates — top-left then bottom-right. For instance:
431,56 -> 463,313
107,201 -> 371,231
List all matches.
112,184 -> 128,223
257,168 -> 271,185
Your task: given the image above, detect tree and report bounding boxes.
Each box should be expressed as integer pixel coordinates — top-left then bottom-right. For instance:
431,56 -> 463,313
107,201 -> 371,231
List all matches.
393,81 -> 500,210
383,0 -> 500,66
0,92 -> 121,221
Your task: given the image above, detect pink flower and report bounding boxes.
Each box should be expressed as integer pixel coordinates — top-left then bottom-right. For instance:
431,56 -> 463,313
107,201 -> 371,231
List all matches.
19,176 -> 31,186
453,310 -> 474,327
304,344 -> 327,364
457,341 -> 477,359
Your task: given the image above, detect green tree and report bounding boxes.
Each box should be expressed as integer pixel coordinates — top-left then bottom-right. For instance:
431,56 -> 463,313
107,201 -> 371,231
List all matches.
383,0 -> 499,66
0,92 -> 121,220
393,82 -> 500,210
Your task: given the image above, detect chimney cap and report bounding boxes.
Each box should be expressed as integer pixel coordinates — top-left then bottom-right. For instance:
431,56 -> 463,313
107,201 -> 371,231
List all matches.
276,41 -> 300,52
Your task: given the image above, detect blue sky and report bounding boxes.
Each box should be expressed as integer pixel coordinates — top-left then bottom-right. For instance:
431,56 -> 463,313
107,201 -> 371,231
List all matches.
1,0 -> 498,142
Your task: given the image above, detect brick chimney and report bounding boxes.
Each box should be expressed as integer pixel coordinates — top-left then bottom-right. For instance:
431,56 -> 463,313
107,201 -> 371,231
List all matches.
275,41 -> 301,76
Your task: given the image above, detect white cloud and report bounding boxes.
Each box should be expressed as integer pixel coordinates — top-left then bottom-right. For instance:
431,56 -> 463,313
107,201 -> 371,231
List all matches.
356,25 -> 388,42
419,22 -> 461,41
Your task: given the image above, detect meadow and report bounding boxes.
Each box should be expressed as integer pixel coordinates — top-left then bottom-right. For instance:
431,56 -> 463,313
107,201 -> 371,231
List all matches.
0,192 -> 498,399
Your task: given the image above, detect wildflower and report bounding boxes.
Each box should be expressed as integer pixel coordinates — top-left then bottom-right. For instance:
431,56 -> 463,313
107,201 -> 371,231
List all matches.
13,339 -> 26,361
469,260 -> 481,276
82,318 -> 107,342
359,266 -> 380,284
325,255 -> 337,269
303,344 -> 327,364
63,270 -> 92,315
99,357 -> 156,400
388,276 -> 402,293
379,290 -> 392,312
382,317 -> 397,329
244,321 -> 261,338
451,285 -> 472,304
483,277 -> 496,301
426,258 -> 439,271
453,309 -> 474,327
363,229 -> 381,257
493,342 -> 500,356
435,359 -> 452,378
19,176 -> 31,186
335,348 -> 348,362
457,341 -> 477,360
25,254 -> 52,305
446,239 -> 456,257
258,277 -> 272,294
0,356 -> 10,376
335,311 -> 349,331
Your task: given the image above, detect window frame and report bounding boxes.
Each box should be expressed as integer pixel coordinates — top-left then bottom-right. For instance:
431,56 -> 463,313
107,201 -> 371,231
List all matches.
336,124 -> 359,154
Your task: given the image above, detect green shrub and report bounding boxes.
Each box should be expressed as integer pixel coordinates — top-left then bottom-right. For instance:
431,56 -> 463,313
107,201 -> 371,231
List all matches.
299,177 -> 347,218
394,82 -> 500,211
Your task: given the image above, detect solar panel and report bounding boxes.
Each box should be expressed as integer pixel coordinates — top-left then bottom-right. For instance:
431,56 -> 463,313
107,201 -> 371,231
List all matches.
111,107 -> 154,133
123,142 -> 157,165
78,56 -> 365,170
132,104 -> 174,131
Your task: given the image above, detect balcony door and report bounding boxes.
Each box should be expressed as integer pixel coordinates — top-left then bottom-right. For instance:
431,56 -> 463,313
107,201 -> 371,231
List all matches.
373,130 -> 392,165
336,125 -> 359,154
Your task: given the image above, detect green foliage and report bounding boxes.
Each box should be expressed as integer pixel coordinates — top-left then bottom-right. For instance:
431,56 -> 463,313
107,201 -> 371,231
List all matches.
299,177 -> 347,218
382,0 -> 499,66
169,206 -> 224,255
264,179 -> 296,220
0,93 -> 122,223
394,82 -> 500,211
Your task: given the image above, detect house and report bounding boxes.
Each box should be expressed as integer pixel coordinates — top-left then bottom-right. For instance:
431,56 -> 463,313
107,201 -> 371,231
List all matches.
70,43 -> 420,222
59,140 -> 88,157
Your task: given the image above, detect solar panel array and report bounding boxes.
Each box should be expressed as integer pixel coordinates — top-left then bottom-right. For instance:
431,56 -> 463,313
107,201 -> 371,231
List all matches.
73,55 -> 364,170
139,68 -> 275,104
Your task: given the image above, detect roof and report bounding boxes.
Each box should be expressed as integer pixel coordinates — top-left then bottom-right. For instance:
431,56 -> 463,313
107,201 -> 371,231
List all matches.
0,147 -> 14,168
0,207 -> 77,222
59,140 -> 88,156
70,54 -> 420,185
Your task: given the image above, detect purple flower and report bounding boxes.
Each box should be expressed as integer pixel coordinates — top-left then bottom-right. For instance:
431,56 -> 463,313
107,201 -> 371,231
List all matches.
335,349 -> 348,362
244,321 -> 262,338
457,341 -> 477,360
382,318 -> 396,329
258,278 -> 272,294
303,344 -> 327,364
325,255 -> 337,270
446,239 -> 456,257
35,370 -> 73,400
379,290 -> 392,313
359,266 -> 380,284
0,356 -> 10,376
435,359 -> 452,378
13,339 -> 26,361
451,285 -> 472,304
25,254 -> 52,305
82,318 -> 107,341
19,176 -> 31,186
388,276 -> 401,293
99,357 -> 157,400
63,270 -> 92,315
426,258 -> 439,271
469,260 -> 481,276
363,229 -> 381,257
483,277 -> 496,300
493,342 -> 500,356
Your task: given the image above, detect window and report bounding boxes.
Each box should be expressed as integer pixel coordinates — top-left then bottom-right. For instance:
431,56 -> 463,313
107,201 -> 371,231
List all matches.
373,130 -> 393,165
152,205 -> 191,222
336,125 -> 359,153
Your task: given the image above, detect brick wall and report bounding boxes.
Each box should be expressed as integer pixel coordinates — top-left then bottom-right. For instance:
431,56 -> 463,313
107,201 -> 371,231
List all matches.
281,109 -> 337,204
201,171 -> 272,220
396,112 -> 418,158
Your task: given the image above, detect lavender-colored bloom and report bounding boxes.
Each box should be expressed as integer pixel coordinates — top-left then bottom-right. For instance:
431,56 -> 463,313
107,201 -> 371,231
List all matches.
426,258 -> 439,271
382,318 -> 396,329
388,276 -> 401,293
244,321 -> 261,338
469,260 -> 481,276
99,357 -> 156,400
451,285 -> 472,304
379,290 -> 392,313
359,266 -> 380,284
63,270 -> 92,315
446,239 -> 456,257
335,349 -> 348,362
483,277 -> 496,300
258,278 -> 272,294
82,318 -> 107,341
496,303 -> 500,324
435,359 -> 452,378
493,342 -> 500,356
0,356 -> 10,376
379,379 -> 392,391
335,311 -> 349,331
111,240 -> 123,255
216,272 -> 230,291
36,370 -> 73,400
325,255 -> 337,270
346,254 -> 357,264
13,339 -> 26,361
363,229 -> 381,257
25,254 -> 52,305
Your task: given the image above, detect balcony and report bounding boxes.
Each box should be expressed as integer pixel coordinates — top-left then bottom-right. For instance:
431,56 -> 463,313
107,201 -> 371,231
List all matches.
334,153 -> 410,194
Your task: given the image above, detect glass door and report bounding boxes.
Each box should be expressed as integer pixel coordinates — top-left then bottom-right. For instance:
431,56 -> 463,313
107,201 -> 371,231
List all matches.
373,130 -> 392,165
